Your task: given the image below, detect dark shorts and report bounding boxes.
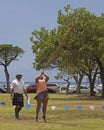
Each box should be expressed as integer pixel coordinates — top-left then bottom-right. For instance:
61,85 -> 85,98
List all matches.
34,91 -> 49,101
12,93 -> 24,106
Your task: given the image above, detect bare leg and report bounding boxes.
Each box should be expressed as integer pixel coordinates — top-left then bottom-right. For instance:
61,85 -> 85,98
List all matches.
42,98 -> 48,121
36,100 -> 41,118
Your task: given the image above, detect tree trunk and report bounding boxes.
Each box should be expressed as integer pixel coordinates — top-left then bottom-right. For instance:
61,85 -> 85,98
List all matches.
87,73 -> 94,96
96,59 -> 104,98
4,66 -> 10,92
77,83 -> 81,94
89,80 -> 95,96
74,73 -> 83,94
66,81 -> 70,95
76,76 -> 83,94
99,65 -> 104,98
87,67 -> 98,96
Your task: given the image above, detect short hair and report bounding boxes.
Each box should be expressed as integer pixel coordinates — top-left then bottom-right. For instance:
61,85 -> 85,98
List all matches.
16,74 -> 22,78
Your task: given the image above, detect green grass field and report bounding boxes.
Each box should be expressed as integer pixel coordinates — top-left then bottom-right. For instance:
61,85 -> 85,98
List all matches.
0,93 -> 104,130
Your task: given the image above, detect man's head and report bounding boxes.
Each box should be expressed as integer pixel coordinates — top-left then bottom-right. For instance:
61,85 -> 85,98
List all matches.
16,74 -> 22,80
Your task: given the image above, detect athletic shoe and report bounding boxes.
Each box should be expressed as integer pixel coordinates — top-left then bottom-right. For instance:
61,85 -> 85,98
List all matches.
42,116 -> 46,122
35,116 -> 38,122
16,117 -> 20,120
15,115 -> 20,120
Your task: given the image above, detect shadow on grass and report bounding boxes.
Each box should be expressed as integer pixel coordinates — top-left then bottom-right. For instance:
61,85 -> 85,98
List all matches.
43,121 -> 78,128
49,93 -> 104,101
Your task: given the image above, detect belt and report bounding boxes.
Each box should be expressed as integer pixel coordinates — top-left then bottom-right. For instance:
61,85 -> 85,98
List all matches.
14,93 -> 23,95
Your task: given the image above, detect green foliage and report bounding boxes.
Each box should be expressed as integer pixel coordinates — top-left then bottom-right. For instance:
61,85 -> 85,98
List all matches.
30,27 -> 60,69
0,44 -> 24,90
30,4 -> 104,90
0,44 -> 24,66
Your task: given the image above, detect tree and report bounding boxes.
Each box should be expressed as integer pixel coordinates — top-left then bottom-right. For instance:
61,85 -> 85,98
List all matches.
56,6 -> 104,96
0,44 -> 24,91
30,27 -> 59,69
30,5 -> 104,97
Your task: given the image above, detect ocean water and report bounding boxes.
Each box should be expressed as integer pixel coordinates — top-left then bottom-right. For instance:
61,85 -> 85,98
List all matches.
0,81 -> 89,88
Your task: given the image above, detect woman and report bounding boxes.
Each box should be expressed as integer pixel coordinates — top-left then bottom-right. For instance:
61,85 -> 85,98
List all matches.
34,72 -> 49,122
10,74 -> 28,120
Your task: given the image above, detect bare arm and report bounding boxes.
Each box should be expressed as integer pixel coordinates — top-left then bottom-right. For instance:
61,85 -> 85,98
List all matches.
42,72 -> 49,83
35,73 -> 42,84
24,89 -> 28,99
10,87 -> 14,100
35,72 -> 49,84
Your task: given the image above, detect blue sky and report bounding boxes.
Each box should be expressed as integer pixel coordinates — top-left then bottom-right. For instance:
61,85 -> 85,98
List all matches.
0,0 -> 104,82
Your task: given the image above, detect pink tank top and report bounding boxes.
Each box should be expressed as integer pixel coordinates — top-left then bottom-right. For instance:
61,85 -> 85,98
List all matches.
36,79 -> 48,94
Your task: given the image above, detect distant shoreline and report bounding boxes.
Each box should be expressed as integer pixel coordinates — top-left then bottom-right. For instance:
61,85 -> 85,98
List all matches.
0,81 -> 90,86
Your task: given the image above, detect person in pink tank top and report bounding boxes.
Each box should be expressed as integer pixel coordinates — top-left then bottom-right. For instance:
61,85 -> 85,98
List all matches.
34,72 -> 49,122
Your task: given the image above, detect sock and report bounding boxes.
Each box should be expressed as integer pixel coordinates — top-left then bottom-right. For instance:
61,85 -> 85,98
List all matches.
15,107 -> 19,118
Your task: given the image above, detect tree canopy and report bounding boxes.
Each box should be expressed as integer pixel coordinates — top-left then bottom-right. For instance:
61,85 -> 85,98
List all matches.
30,5 -> 104,97
0,44 -> 24,91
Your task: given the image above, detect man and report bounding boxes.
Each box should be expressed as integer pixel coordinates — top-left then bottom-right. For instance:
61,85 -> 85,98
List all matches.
34,72 -> 49,122
10,74 -> 28,120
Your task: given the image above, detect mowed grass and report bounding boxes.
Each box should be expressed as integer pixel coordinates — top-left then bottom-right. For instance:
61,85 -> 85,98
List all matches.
0,93 -> 104,130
